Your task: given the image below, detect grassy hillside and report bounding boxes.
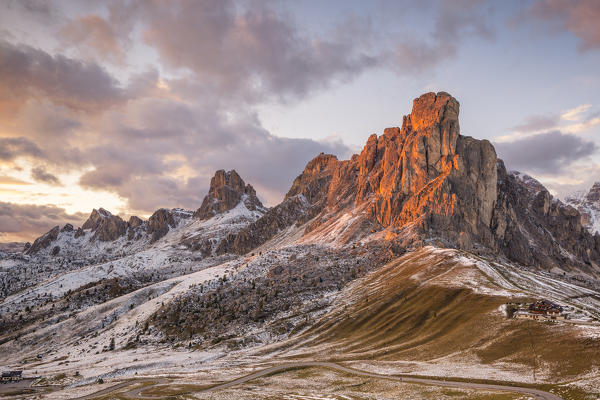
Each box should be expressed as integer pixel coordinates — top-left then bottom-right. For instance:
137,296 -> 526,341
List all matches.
284,248 -> 600,383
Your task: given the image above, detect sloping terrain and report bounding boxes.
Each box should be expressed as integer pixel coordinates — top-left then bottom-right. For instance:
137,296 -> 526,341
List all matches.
276,247 -> 600,384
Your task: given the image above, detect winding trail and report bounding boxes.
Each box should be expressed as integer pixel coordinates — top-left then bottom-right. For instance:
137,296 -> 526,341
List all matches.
74,361 -> 563,400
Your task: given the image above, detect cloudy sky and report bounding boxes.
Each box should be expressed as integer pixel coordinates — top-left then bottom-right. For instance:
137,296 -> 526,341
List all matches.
1,0 -> 600,242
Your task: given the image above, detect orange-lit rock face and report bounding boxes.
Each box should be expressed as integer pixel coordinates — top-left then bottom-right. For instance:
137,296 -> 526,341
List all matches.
283,92 -> 600,271
288,91 -> 499,250
359,93 -> 465,226
288,92 -> 497,250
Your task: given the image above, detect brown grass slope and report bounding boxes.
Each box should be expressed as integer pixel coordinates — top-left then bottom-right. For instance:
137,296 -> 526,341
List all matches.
283,248 -> 600,382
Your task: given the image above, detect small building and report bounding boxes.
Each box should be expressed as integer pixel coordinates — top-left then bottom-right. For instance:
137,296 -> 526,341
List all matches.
529,299 -> 563,315
1,371 -> 22,382
514,299 -> 566,321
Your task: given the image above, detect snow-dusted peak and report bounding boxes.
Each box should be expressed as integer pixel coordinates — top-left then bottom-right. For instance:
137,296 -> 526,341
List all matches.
565,182 -> 600,235
509,170 -> 547,194
194,169 -> 265,220
97,208 -> 112,217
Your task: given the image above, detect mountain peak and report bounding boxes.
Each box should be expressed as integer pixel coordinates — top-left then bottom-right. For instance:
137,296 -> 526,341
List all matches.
82,208 -> 112,230
81,207 -> 126,241
406,91 -> 459,133
25,225 -> 59,254
209,169 -> 250,195
276,91 -> 599,272
586,182 -> 600,203
194,169 -> 264,219
565,181 -> 600,235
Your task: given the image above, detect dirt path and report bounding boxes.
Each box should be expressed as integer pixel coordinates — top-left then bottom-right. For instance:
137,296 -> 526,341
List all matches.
74,361 -> 563,400
74,381 -> 138,400
120,378 -> 169,399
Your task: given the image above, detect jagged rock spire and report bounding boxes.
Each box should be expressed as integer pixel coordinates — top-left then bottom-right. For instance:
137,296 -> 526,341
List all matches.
82,208 -> 126,241
194,169 -> 264,219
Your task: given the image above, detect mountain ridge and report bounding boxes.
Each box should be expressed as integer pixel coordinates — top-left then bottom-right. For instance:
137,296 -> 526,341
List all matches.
21,92 -> 600,278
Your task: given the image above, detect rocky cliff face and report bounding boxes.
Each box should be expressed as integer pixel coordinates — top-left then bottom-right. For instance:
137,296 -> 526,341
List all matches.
287,92 -> 497,246
147,209 -> 176,242
194,170 -> 264,219
493,169 -> 600,273
215,194 -> 312,255
284,92 -> 600,275
566,182 -> 600,235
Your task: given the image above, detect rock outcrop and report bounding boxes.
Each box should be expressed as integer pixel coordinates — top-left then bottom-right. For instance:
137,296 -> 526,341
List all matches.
128,216 -> 144,229
287,92 -> 497,245
74,227 -> 85,238
60,224 -> 74,233
194,170 -> 264,219
26,226 -> 59,254
82,208 -> 127,242
147,209 -> 177,242
127,215 -> 145,240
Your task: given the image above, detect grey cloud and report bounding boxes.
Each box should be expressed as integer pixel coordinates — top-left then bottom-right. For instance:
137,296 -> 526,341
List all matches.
494,130 -> 598,174
512,114 -> 560,132
5,0 -> 56,20
77,96 -> 352,212
0,0 -> 495,226
18,102 -> 82,137
0,137 -> 43,161
59,14 -> 125,65
523,0 -> 600,51
135,0 -> 379,101
544,164 -> 600,199
31,166 -> 61,185
0,40 -> 125,112
0,202 -> 87,242
390,0 -> 494,72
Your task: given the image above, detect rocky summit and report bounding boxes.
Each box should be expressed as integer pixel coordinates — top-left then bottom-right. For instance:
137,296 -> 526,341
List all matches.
284,92 -> 600,275
82,208 -> 127,242
286,92 -> 497,242
194,169 -> 265,220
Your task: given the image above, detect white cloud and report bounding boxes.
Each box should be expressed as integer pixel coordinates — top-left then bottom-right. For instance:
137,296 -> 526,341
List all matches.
561,104 -> 592,121
563,115 -> 600,134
